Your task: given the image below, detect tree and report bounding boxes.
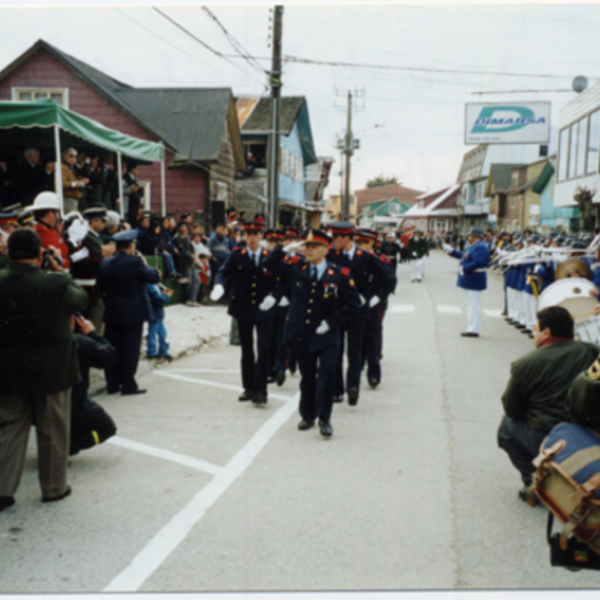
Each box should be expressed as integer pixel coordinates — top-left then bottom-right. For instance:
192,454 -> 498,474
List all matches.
366,174 -> 398,188
573,185 -> 596,231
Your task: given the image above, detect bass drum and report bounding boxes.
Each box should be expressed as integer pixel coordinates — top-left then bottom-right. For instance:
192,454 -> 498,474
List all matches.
538,278 -> 600,344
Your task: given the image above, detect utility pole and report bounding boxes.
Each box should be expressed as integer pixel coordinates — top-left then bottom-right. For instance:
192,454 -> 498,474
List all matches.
267,5 -> 283,228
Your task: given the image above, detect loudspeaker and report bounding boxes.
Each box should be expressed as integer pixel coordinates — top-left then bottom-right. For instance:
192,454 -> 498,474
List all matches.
211,200 -> 225,225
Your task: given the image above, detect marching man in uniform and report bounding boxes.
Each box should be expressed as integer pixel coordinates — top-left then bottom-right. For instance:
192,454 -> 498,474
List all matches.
407,228 -> 429,283
264,229 -> 361,437
443,226 -> 490,338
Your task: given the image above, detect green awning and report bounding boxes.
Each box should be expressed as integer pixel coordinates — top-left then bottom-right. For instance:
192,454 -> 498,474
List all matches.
0,99 -> 164,163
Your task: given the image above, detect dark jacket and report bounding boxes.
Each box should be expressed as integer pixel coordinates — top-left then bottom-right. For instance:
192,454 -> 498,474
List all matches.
97,252 -> 159,324
449,240 -> 490,291
173,233 -> 195,271
501,340 -> 600,433
72,331 -> 116,406
0,263 -> 89,394
407,236 -> 429,259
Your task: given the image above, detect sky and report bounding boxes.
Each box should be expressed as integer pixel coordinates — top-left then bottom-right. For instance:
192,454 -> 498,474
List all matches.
0,1 -> 599,197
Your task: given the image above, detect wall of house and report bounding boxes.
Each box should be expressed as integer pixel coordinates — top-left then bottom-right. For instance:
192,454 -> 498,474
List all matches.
0,48 -> 206,217
210,120 -> 236,207
279,120 -> 305,204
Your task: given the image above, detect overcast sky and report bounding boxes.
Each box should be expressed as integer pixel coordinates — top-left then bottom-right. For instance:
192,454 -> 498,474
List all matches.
0,1 -> 598,196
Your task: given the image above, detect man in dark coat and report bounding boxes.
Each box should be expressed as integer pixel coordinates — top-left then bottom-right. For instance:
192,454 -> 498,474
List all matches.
97,229 -> 160,395
211,220 -> 280,404
0,229 -> 89,510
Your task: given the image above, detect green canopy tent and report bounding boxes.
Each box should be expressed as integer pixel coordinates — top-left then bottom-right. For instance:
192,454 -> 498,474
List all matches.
0,99 -> 166,217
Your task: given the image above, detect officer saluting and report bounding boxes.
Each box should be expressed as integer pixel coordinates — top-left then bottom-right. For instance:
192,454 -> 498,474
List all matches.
265,229 -> 361,437
443,226 -> 490,337
327,221 -> 392,405
210,219 -> 279,405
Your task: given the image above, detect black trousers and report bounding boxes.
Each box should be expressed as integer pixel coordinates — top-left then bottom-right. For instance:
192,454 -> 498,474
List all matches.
269,306 -> 288,374
362,305 -> 385,384
298,341 -> 339,423
104,322 -> 143,394
238,319 -> 273,394
71,399 -> 117,455
335,319 -> 367,397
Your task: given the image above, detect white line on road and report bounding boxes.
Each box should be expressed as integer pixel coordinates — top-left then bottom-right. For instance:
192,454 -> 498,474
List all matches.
483,309 -> 503,318
390,304 -> 415,313
436,305 -> 462,314
103,392 -> 300,592
152,370 -> 294,403
168,368 -> 240,374
106,436 -> 222,476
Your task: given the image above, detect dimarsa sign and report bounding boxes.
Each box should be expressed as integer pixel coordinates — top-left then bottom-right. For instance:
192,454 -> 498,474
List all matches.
465,102 -> 551,144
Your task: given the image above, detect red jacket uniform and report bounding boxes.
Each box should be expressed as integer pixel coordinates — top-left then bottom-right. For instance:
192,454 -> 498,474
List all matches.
35,221 -> 70,269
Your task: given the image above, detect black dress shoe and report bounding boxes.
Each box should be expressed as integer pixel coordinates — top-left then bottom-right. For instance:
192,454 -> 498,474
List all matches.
298,419 -> 315,431
276,370 -> 286,386
252,392 -> 268,405
333,395 -> 344,403
515,324 -> 526,330
238,390 -> 254,402
368,378 -> 379,388
121,389 -> 147,396
289,364 -> 297,375
347,388 -> 359,406
42,485 -> 71,503
266,374 -> 276,384
521,329 -> 532,335
318,419 -> 333,437
0,496 -> 15,511
106,387 -> 121,394
460,332 -> 479,338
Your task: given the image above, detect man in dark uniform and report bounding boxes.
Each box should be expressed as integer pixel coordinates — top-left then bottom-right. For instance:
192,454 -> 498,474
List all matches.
407,228 -> 429,282
327,221 -> 392,405
264,229 -> 361,437
380,230 -> 401,293
210,220 -> 280,405
97,229 -> 159,395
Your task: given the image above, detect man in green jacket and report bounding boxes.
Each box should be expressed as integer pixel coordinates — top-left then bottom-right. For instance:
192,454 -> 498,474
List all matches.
497,306 -> 599,501
407,229 -> 429,282
0,228 -> 89,511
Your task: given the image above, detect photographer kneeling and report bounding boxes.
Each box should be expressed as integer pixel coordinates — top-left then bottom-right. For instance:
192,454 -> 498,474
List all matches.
498,306 -> 600,502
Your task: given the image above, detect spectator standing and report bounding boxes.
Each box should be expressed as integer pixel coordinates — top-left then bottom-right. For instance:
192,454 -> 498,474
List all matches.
61,148 -> 89,214
97,229 -> 159,395
146,282 -> 173,360
173,221 -> 201,306
123,164 -> 143,227
14,147 -> 46,206
70,314 -> 117,456
208,221 -> 231,281
0,229 -> 89,510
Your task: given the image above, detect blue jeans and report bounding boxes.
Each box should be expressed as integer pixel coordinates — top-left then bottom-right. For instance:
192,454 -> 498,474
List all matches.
147,320 -> 169,357
163,253 -> 176,276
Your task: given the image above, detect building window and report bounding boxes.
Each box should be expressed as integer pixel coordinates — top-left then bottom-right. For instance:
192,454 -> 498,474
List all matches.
510,195 -> 516,209
587,109 -> 600,176
539,145 -> 548,157
576,117 -> 587,177
558,127 -> 569,182
568,122 -> 578,179
13,88 -> 67,107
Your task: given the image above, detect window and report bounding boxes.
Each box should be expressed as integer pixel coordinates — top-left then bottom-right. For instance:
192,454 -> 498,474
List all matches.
587,109 -> 600,175
13,88 -> 67,107
576,117 -> 587,177
568,122 -> 578,179
539,145 -> 548,157
558,127 -> 569,181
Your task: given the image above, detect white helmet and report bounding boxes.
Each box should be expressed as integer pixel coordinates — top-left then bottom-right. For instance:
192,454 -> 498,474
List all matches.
30,191 -> 61,211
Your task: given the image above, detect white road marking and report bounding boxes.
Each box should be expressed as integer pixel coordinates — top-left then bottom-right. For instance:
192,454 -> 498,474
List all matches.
391,304 -> 415,313
104,392 -> 300,592
168,368 -> 240,374
152,370 -> 294,403
436,305 -> 462,314
107,436 -> 222,476
483,309 -> 503,318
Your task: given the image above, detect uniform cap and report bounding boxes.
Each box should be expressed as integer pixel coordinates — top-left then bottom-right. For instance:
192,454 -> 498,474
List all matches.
304,229 -> 331,246
284,229 -> 299,239
0,212 -> 18,224
266,229 -> 284,241
243,219 -> 265,232
467,226 -> 484,238
356,228 -> 377,242
17,209 -> 34,226
82,206 -> 108,220
1,203 -> 23,213
113,229 -> 138,243
328,221 -> 355,235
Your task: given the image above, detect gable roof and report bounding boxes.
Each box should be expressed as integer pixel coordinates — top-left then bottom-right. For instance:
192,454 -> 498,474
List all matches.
239,96 -> 305,135
0,40 -> 243,165
402,184 -> 461,217
355,183 -> 424,206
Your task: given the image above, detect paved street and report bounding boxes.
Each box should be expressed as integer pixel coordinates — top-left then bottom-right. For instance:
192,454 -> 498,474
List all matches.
1,250 -> 596,591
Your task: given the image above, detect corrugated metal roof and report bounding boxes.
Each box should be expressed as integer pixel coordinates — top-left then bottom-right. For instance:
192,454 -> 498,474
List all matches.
240,96 -> 305,134
115,88 -> 233,162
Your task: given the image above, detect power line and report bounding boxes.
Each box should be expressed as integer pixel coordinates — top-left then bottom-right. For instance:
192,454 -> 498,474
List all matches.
284,55 -> 586,80
201,6 -> 268,76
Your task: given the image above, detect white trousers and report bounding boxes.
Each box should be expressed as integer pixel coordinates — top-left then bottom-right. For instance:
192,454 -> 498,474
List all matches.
523,292 -> 537,331
516,290 -> 527,326
506,288 -> 515,320
463,289 -> 482,334
411,258 -> 425,281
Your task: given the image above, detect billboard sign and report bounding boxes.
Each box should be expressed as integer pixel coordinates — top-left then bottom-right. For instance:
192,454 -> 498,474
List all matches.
465,102 -> 551,144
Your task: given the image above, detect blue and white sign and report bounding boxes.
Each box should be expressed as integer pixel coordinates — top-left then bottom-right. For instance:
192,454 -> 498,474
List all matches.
465,102 -> 551,144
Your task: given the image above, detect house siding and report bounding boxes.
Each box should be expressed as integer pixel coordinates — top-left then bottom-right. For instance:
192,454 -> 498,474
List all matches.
0,48 -> 207,216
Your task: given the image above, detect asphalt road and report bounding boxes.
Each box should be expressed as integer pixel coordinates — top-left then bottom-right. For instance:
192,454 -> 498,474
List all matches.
1,250 -> 596,592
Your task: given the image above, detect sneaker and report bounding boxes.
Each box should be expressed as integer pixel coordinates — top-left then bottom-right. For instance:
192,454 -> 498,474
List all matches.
177,277 -> 190,285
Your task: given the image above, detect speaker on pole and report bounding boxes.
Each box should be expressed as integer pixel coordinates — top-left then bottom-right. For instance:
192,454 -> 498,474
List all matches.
211,200 -> 225,225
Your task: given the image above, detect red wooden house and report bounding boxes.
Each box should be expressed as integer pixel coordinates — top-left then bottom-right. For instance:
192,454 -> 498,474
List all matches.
0,39 -> 245,221
400,184 -> 462,235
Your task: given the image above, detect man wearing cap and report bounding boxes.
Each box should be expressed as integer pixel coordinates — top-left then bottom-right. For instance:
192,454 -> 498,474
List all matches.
0,228 -> 89,510
31,191 -> 70,270
381,230 -> 401,292
264,229 -> 362,437
97,229 -> 160,395
407,229 -> 429,283
327,221 -> 392,405
210,220 -> 279,404
442,226 -> 490,337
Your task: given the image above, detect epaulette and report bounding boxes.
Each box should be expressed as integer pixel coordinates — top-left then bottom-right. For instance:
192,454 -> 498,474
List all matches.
341,266 -> 351,277
356,249 -> 363,256
290,255 -> 300,264
301,264 -> 308,270
262,249 -> 268,256
327,268 -> 335,276
379,255 -> 388,263
240,248 -> 247,254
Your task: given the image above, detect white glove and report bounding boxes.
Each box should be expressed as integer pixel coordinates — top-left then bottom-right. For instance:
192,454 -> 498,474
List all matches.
412,251 -> 417,258
259,294 -> 276,311
210,284 -> 224,301
284,240 -> 305,254
279,295 -> 290,307
315,320 -> 330,335
442,243 -> 453,254
358,294 -> 366,306
369,295 -> 380,308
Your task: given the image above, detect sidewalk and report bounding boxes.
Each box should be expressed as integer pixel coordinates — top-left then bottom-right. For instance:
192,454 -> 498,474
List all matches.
89,303 -> 231,396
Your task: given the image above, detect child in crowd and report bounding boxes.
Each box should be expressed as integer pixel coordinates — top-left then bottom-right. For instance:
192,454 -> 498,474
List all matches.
146,281 -> 173,361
